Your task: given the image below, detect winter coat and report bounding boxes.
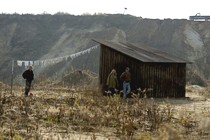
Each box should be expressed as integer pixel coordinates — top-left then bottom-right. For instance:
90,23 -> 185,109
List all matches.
120,71 -> 131,82
106,73 -> 118,88
22,70 -> 34,83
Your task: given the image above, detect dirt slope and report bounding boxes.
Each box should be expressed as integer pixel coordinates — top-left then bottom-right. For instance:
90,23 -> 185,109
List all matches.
0,14 -> 210,84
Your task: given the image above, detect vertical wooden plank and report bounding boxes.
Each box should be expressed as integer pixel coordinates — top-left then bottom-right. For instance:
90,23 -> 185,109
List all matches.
156,64 -> 159,97
183,64 -> 186,97
169,64 -> 172,97
178,64 -> 181,97
167,64 -> 169,97
154,64 -> 157,97
177,63 -> 186,98
175,63 -> 179,97
160,64 -> 162,97
160,64 -> 163,97
141,64 -> 144,90
166,64 -> 169,97
102,46 -> 105,89
103,46 -> 106,88
139,62 -> 141,89
133,59 -> 137,90
99,45 -> 103,93
156,64 -> 158,97
101,45 -> 107,92
171,64 -> 174,97
178,63 -> 181,97
172,64 -> 174,97
161,65 -> 164,97
148,64 -> 150,92
145,64 -> 148,89
149,64 -> 153,97
173,64 -> 176,97
176,63 -> 179,97
149,64 -> 152,93
168,64 -> 172,97
163,65 -> 166,97
144,64 -> 146,90
148,64 -> 150,89
158,64 -> 161,97
139,63 -> 142,90
162,64 -> 164,97
168,64 -> 171,97
99,45 -> 102,85
151,63 -> 155,97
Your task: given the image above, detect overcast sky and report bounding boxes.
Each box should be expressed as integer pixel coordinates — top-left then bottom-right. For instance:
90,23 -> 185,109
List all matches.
0,0 -> 210,19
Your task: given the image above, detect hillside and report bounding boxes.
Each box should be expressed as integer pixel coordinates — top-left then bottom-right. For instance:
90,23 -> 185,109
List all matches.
0,14 -> 210,84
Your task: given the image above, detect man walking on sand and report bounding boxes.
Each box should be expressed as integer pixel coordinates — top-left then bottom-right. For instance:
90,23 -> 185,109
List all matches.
22,66 -> 34,96
120,67 -> 131,99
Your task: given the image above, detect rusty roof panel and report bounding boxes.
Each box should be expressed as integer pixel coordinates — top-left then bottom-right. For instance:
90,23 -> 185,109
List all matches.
93,39 -> 189,63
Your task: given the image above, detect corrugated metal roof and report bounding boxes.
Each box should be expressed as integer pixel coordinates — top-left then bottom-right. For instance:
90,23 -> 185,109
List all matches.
93,39 -> 190,63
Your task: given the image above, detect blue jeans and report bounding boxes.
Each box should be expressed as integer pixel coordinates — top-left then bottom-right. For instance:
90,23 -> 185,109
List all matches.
123,81 -> 131,99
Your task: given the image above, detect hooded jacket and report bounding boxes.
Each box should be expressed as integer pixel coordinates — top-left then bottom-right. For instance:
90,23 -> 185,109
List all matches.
106,73 -> 118,88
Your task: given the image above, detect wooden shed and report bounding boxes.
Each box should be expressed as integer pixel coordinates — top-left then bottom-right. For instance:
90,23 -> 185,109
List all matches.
93,39 -> 189,98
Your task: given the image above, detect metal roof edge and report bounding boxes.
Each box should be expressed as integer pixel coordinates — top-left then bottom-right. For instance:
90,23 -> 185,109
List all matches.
92,39 -> 192,64
120,42 -> 192,64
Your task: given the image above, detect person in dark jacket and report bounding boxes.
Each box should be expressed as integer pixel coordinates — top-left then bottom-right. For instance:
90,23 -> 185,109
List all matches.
22,66 -> 34,96
120,67 -> 131,99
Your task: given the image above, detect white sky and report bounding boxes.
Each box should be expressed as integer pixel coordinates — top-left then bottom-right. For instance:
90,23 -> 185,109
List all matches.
0,0 -> 210,19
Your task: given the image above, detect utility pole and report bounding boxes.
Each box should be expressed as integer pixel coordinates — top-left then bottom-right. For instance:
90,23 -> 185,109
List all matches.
123,8 -> 127,14
10,60 -> 14,96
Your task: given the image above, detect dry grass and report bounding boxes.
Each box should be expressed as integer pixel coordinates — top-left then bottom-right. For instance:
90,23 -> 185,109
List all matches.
0,83 -> 210,139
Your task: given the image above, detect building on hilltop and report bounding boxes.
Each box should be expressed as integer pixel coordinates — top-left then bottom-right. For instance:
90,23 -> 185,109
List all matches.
189,13 -> 210,21
93,39 -> 190,98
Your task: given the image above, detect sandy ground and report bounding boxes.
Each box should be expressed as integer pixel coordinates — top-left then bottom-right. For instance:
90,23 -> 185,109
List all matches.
164,85 -> 210,115
9,88 -> 120,140
7,85 -> 210,139
156,85 -> 210,137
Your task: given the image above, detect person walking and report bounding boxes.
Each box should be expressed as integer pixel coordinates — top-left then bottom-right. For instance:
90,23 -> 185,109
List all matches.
106,69 -> 118,95
22,66 -> 34,96
120,67 -> 131,99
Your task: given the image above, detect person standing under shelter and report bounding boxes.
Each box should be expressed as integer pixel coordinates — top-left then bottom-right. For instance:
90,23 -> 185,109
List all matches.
22,66 -> 34,96
120,67 -> 131,99
106,69 -> 118,95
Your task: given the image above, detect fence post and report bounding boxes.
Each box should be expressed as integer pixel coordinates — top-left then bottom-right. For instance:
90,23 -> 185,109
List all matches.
10,60 -> 14,96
